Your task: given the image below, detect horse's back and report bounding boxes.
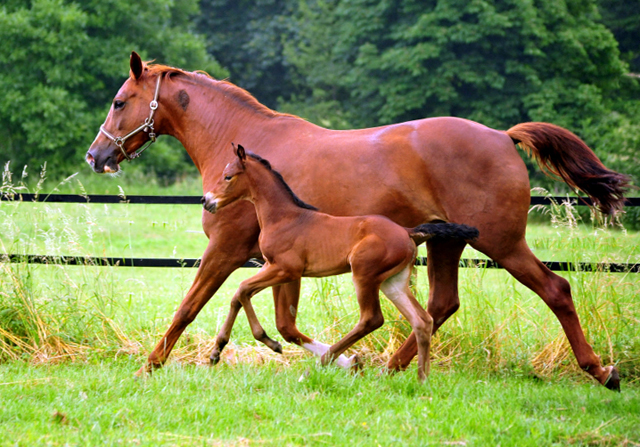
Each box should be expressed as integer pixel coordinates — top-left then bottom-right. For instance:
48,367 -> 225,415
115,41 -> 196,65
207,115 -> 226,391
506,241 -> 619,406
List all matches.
279,116 -> 530,235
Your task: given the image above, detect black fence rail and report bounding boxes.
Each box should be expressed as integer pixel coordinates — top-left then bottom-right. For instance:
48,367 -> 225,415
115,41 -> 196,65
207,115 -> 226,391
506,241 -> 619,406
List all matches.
3,254 -> 639,273
2,193 -> 639,273
2,193 -> 640,207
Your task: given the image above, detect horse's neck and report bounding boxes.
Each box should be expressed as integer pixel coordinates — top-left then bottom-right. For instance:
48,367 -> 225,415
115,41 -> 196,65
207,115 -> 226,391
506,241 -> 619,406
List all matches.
247,165 -> 305,229
166,77 -> 301,182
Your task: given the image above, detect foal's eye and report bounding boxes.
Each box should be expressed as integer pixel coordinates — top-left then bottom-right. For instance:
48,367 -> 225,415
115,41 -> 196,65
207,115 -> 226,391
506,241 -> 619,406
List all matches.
113,100 -> 125,110
224,175 -> 233,181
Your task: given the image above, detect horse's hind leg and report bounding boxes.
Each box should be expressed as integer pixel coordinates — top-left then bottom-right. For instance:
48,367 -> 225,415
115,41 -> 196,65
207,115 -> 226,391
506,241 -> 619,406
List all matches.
381,265 -> 433,382
273,282 -> 357,369
495,239 -> 620,390
388,238 -> 466,371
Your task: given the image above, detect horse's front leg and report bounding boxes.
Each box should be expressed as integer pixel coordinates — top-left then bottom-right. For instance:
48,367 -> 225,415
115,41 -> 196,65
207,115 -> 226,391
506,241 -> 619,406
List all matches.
137,205 -> 258,376
273,282 -> 358,369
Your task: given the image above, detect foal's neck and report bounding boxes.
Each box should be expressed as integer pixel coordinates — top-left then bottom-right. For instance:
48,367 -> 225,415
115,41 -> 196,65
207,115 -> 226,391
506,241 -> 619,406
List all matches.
246,164 -> 310,229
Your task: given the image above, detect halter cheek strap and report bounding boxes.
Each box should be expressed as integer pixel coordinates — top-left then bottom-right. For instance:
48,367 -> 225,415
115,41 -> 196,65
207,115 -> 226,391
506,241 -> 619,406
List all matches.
99,75 -> 162,161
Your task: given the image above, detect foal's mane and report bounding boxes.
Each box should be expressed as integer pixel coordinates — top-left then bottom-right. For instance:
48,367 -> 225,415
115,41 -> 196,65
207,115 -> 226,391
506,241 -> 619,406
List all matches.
245,151 -> 318,211
143,63 -> 293,119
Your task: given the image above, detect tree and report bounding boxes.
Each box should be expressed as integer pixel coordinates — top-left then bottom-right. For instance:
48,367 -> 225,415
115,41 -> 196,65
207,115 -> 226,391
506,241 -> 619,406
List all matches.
598,0 -> 640,74
284,0 -> 623,125
0,0 -> 226,180
197,0 -> 298,109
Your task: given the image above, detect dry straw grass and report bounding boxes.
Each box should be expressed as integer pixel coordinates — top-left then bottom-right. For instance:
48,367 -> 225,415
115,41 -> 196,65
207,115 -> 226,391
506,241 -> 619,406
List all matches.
0,259 -> 637,385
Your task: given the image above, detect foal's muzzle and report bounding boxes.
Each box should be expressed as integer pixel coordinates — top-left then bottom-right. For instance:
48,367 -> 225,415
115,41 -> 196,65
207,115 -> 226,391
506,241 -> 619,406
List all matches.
202,192 -> 218,214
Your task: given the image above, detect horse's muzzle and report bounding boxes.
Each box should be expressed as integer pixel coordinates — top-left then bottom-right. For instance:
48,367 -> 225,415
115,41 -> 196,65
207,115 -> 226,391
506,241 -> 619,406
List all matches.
202,192 -> 218,214
86,146 -> 120,174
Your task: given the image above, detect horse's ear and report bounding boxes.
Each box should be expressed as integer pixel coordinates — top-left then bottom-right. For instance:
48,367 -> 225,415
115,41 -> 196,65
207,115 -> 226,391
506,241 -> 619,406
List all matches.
130,51 -> 144,80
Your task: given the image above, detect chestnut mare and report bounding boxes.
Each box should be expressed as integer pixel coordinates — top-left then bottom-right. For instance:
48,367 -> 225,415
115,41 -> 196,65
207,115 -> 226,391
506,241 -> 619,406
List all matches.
201,144 -> 479,381
86,52 -> 629,390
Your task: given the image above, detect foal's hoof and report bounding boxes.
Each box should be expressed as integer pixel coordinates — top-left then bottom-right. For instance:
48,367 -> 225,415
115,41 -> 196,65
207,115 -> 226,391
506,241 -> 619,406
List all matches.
603,366 -> 621,392
209,352 -> 221,366
349,355 -> 362,371
273,341 -> 283,354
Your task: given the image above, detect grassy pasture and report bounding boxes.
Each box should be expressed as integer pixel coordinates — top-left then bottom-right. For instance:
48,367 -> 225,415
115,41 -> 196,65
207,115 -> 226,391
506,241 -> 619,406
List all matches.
1,174 -> 640,445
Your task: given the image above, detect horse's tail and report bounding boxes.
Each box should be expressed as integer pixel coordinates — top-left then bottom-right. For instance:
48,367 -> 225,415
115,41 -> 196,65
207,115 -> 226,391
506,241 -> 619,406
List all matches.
408,223 -> 479,246
506,122 -> 630,215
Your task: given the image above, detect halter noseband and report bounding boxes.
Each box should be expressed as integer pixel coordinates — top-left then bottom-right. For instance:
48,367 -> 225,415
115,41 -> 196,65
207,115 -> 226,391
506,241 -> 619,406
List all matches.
99,74 -> 162,161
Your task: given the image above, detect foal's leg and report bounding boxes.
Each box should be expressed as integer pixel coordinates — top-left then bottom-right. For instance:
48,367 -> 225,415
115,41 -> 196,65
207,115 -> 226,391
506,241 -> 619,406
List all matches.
493,239 -> 620,390
381,264 -> 434,382
388,239 -> 466,371
211,263 -> 296,363
273,282 -> 357,369
320,279 -> 385,366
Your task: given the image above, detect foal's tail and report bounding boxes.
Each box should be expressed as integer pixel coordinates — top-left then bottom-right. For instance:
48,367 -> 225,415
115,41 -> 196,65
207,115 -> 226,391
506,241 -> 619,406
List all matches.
408,223 -> 479,246
506,122 -> 630,215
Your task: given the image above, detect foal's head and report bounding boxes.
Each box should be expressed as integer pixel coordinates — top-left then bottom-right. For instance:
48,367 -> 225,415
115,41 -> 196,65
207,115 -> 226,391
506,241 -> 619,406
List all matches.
202,144 -> 252,214
202,144 -> 318,214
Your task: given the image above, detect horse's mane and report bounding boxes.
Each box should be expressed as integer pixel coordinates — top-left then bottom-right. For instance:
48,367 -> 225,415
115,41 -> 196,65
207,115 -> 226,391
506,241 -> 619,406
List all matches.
143,63 -> 292,119
245,151 -> 318,211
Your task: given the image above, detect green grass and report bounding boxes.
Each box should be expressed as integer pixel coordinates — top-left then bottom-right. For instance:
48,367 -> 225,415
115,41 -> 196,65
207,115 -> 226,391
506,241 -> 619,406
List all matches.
2,173 -> 640,445
1,359 -> 639,446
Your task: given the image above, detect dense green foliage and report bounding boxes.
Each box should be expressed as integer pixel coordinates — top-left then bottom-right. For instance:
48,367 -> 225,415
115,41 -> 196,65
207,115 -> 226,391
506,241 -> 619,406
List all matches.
0,0 -> 638,190
196,0 -> 298,109
0,0 -> 225,179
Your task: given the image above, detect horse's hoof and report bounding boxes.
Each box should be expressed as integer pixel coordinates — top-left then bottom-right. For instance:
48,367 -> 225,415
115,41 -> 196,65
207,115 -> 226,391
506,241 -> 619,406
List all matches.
209,353 -> 221,366
603,366 -> 621,392
319,353 -> 333,367
386,357 -> 408,372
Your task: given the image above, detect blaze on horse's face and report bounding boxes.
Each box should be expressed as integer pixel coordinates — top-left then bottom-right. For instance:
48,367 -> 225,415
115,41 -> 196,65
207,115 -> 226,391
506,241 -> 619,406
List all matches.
86,52 -> 157,173
202,146 -> 249,214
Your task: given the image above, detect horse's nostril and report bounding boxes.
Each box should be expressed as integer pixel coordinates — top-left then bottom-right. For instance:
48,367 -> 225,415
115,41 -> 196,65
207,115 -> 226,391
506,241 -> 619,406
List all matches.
86,153 -> 95,164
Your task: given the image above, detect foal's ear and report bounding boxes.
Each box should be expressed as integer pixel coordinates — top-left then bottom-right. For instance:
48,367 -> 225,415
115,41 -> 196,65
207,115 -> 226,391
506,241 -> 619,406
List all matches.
130,51 -> 144,80
235,144 -> 247,162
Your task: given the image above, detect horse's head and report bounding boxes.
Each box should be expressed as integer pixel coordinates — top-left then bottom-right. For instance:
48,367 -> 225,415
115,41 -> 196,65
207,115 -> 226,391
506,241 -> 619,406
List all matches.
202,144 -> 249,213
86,52 -> 164,173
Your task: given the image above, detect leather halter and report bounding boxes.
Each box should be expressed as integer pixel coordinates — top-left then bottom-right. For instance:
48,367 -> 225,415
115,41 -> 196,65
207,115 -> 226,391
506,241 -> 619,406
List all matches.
99,75 -> 162,161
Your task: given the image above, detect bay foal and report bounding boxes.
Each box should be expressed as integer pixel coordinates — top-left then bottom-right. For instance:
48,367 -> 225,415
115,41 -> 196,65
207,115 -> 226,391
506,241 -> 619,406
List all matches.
202,145 -> 478,381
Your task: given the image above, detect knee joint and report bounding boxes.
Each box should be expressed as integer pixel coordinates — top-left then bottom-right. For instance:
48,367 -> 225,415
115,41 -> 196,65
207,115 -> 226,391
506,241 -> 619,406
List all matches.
173,308 -> 197,327
429,297 -> 459,325
364,313 -> 384,332
544,276 -> 575,313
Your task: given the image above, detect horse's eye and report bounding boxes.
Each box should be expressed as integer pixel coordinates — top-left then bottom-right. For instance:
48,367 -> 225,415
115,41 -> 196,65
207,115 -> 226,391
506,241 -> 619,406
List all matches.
224,175 -> 233,181
114,100 -> 125,110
